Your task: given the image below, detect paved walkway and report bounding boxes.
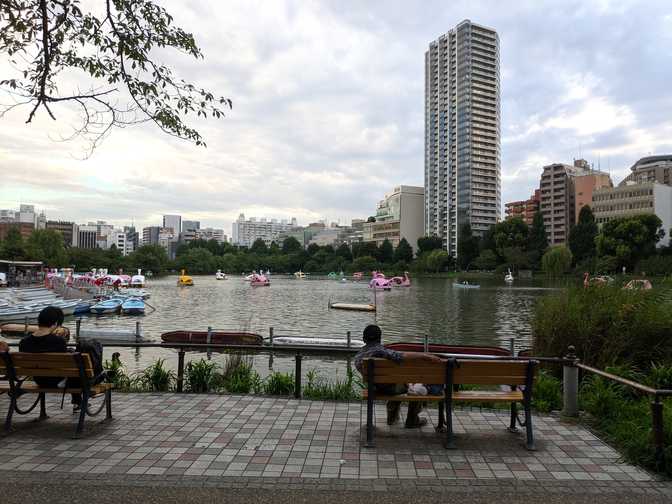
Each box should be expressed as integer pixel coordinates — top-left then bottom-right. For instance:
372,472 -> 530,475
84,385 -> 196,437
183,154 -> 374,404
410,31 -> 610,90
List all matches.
1,393 -> 670,501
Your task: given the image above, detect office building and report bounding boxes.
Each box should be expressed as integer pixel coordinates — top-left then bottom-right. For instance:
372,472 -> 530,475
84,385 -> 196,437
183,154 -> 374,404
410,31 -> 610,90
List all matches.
573,169 -> 613,222
0,222 -> 34,240
424,20 -> 501,257
593,182 -> 672,247
142,226 -> 161,245
162,215 -> 182,235
539,160 -> 593,245
363,186 -> 425,253
46,221 -> 77,247
76,224 -> 98,249
124,226 -> 139,253
231,214 -> 298,247
619,155 -> 672,187
504,190 -> 540,226
182,220 -> 200,232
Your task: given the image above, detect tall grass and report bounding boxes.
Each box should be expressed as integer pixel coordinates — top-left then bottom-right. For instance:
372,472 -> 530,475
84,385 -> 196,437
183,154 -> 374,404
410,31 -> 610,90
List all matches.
136,359 -> 176,392
185,358 -> 219,393
533,285 -> 672,368
304,367 -> 362,400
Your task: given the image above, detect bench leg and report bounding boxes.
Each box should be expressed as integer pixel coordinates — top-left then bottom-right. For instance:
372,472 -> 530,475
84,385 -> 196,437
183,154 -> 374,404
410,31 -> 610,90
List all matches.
4,393 -> 16,433
445,399 -> 455,449
524,401 -> 535,450
508,402 -> 519,433
75,395 -> 88,438
38,393 -> 48,420
365,395 -> 375,448
436,402 -> 446,432
105,389 -> 112,420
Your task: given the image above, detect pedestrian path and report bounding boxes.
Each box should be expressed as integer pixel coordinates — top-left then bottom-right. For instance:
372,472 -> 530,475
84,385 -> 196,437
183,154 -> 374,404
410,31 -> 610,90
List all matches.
0,393 -> 669,498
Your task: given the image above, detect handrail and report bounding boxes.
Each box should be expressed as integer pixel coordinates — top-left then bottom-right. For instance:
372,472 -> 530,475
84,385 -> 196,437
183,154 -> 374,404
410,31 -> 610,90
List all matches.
577,362 -> 672,398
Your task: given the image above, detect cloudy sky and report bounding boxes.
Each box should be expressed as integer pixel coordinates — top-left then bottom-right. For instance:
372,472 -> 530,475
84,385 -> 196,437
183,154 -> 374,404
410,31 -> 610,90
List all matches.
1,0 -> 671,234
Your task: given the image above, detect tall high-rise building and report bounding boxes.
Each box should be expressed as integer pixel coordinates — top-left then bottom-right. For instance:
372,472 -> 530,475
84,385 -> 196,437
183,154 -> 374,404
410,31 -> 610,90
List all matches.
424,20 -> 501,257
162,215 -> 182,235
182,220 -> 200,232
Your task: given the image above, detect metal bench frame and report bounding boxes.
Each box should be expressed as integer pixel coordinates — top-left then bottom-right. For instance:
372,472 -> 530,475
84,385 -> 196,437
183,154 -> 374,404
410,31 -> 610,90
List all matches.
0,351 -> 112,437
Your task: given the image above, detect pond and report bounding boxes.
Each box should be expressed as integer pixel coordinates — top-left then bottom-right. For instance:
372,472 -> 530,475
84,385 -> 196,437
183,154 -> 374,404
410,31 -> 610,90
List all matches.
63,274 -> 566,377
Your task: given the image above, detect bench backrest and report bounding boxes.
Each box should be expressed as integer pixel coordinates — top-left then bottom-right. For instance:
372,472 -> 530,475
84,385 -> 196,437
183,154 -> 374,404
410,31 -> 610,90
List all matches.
451,360 -> 534,386
0,352 -> 94,379
361,358 -> 446,385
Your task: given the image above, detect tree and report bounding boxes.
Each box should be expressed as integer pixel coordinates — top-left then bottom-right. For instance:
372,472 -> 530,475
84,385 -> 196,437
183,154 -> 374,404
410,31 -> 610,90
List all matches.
568,206 -> 598,264
394,238 -> 413,263
378,239 -> 394,264
426,250 -> 452,273
0,0 -> 231,152
26,229 -> 67,266
0,226 -> 26,259
175,247 -> 216,274
527,211 -> 548,269
250,239 -> 268,255
366,216 -> 376,223
493,218 -> 529,257
127,244 -> 168,274
417,235 -> 443,254
457,223 -> 479,270
351,255 -> 377,273
306,243 -> 320,256
335,243 -> 353,261
542,246 -> 573,278
473,250 -> 499,271
282,236 -> 303,254
596,215 -> 664,269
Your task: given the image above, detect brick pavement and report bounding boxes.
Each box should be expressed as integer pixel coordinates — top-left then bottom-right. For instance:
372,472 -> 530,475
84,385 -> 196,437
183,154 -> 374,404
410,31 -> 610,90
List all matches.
0,393 -> 668,496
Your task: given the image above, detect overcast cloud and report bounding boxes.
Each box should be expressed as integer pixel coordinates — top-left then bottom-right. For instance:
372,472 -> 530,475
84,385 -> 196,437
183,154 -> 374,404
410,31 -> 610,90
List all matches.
1,0 -> 671,233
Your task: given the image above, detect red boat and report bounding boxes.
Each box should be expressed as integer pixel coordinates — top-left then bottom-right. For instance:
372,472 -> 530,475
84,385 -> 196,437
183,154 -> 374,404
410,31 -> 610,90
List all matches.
161,331 -> 263,346
385,342 -> 511,356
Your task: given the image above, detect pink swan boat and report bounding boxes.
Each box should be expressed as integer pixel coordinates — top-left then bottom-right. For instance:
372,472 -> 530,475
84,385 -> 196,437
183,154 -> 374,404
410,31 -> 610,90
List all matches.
389,271 -> 411,287
250,273 -> 270,287
369,271 -> 392,290
353,272 -> 363,281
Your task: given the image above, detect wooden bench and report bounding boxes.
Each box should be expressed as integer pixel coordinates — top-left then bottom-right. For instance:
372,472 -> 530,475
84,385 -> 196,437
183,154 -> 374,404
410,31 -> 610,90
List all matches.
0,352 -> 113,437
361,357 -> 537,450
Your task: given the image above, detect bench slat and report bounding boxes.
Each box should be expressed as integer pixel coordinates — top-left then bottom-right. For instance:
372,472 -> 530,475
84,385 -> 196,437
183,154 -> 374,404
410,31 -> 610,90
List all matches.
3,353 -> 94,378
361,359 -> 446,384
453,361 -> 528,385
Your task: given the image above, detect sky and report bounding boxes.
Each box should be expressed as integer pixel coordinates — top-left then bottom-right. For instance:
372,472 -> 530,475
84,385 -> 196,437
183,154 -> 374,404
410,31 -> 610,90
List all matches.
1,0 -> 671,234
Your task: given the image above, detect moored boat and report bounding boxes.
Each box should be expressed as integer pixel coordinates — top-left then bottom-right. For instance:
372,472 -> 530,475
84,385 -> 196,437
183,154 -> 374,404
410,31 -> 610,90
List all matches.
121,297 -> 145,315
177,270 -> 194,286
161,330 -> 263,345
271,336 -> 365,348
250,273 -> 270,286
454,281 -> 480,289
130,269 -> 146,288
329,302 -> 376,312
90,298 -> 123,315
385,342 -> 512,357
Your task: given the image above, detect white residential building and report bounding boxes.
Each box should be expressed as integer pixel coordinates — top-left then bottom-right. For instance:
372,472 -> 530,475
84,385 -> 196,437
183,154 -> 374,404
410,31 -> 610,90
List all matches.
232,214 -> 298,247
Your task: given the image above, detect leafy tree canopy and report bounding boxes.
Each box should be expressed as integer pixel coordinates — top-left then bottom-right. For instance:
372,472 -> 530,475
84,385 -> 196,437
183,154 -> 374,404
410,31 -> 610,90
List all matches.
417,235 -> 443,254
457,223 -> 479,270
281,236 -> 302,254
568,205 -> 598,263
394,238 -> 413,264
378,239 -> 394,264
0,0 -> 231,152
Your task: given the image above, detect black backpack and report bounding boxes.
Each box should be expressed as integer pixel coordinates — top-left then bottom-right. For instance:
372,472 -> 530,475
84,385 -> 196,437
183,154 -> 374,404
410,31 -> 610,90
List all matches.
75,339 -> 105,383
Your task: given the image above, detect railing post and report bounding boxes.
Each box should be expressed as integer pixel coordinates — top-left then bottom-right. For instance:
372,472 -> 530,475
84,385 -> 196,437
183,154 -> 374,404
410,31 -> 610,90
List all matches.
424,333 -> 429,353
177,350 -> 185,393
269,327 -> 274,346
76,318 -> 81,339
562,345 -> 579,418
294,353 -> 302,399
135,321 -> 141,340
651,397 -> 665,468
24,316 -> 29,336
509,337 -> 515,356
347,331 -> 351,349
206,326 -> 212,360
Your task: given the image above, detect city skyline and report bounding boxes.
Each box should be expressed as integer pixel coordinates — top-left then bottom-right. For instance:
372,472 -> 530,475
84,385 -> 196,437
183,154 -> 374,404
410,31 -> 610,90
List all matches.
1,1 -> 671,234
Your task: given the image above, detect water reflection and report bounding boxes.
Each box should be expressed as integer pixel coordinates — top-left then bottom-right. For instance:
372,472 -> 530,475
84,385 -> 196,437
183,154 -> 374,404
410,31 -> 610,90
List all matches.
62,275 -> 563,373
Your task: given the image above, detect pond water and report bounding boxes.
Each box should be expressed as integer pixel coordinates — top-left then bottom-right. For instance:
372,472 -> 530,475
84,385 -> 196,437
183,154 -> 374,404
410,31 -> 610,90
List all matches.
61,274 -> 566,377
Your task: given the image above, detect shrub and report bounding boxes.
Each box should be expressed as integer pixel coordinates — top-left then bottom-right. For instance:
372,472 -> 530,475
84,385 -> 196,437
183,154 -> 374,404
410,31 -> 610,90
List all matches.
304,368 -> 362,401
541,246 -> 572,278
136,359 -> 175,392
263,371 -> 294,396
531,370 -> 562,413
533,286 -> 672,368
185,358 -> 219,393
221,354 -> 260,393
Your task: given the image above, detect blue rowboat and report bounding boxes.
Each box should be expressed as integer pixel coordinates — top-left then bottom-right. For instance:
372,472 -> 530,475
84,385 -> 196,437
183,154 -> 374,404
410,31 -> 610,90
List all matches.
121,297 -> 145,315
73,302 -> 92,315
91,298 -> 123,315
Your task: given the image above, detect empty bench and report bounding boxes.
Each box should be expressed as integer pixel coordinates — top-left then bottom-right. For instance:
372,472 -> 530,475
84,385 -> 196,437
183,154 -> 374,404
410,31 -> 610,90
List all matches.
0,352 -> 113,437
361,357 -> 537,449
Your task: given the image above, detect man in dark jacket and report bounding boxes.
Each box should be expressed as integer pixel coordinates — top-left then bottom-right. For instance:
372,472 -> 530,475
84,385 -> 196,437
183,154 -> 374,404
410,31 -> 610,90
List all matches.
19,306 -> 68,388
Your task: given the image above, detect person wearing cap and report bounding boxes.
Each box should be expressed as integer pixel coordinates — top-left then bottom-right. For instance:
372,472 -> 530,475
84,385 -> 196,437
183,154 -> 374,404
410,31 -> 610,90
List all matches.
18,306 -> 69,388
354,324 -> 443,428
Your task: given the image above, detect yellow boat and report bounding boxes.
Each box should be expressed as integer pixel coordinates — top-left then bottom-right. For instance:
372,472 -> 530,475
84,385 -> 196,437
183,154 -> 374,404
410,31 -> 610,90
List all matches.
177,270 -> 194,286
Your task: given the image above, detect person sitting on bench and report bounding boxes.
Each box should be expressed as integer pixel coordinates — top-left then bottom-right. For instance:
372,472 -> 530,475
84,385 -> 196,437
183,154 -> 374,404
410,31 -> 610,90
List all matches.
354,324 -> 442,428
18,306 -> 86,410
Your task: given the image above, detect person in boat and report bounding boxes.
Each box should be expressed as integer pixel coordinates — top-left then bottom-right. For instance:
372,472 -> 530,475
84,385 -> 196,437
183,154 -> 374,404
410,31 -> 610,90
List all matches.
354,324 -> 443,428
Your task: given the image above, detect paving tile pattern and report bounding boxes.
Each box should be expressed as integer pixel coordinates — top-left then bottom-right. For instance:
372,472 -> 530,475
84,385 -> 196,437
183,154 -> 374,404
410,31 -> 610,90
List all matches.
0,393 -> 662,487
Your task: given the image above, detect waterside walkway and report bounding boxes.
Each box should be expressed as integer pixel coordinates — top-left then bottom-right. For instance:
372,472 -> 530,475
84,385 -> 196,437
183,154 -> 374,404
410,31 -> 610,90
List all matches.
1,393 -> 670,503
